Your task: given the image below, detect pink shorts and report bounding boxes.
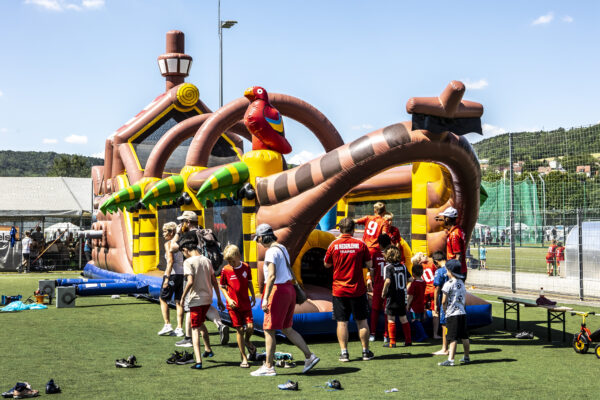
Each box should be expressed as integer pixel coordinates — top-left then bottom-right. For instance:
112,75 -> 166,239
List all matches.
263,282 -> 295,330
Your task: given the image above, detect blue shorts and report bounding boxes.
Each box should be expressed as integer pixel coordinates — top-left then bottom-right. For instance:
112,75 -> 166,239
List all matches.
436,296 -> 446,325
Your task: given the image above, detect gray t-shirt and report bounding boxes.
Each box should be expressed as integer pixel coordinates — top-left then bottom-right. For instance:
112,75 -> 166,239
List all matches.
441,278 -> 466,317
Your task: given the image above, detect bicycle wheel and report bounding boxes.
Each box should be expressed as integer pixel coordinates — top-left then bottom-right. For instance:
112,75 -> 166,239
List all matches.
595,344 -> 600,359
572,333 -> 589,354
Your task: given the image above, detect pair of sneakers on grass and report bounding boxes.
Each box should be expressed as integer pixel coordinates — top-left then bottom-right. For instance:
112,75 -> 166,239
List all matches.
250,354 -> 320,377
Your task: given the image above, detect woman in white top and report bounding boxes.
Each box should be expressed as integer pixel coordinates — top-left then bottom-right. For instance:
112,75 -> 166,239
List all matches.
158,222 -> 186,337
250,223 -> 320,377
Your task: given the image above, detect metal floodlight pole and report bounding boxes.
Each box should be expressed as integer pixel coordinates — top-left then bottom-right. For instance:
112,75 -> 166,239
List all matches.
218,0 -> 237,107
508,131 -> 516,293
538,174 -> 546,237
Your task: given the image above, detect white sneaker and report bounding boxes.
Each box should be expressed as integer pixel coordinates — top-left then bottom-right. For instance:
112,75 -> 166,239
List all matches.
369,335 -> 376,342
174,327 -> 184,337
302,353 -> 320,373
158,324 -> 173,336
250,363 -> 277,376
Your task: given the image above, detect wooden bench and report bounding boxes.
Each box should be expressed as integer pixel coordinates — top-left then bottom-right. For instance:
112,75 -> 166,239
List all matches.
498,296 -> 573,342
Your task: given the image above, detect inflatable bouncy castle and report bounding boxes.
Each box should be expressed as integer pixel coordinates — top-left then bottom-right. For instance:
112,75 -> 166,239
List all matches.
84,31 -> 492,334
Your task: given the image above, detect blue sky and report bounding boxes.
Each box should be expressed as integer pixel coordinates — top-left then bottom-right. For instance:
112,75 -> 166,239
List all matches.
0,0 -> 599,164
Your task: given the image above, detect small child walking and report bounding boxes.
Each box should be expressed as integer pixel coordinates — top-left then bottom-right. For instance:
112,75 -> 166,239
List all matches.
406,263 -> 426,321
381,246 -> 411,348
479,245 -> 487,270
219,244 -> 257,368
438,259 -> 470,367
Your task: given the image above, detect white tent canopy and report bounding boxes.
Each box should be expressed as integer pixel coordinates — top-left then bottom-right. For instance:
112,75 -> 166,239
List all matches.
0,177 -> 91,218
44,222 -> 82,234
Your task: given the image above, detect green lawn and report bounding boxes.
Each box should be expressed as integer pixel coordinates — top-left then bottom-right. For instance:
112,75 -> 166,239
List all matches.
2,272 -> 600,399
478,246 -> 549,273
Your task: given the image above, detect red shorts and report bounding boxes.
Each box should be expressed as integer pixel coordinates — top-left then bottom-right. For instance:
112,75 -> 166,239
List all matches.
263,282 -> 295,330
229,308 -> 254,328
371,283 -> 385,311
546,255 -> 555,262
424,292 -> 435,310
190,304 -> 211,328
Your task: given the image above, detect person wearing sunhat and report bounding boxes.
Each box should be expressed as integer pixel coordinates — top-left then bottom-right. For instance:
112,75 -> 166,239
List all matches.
251,223 -> 320,377
435,207 -> 467,281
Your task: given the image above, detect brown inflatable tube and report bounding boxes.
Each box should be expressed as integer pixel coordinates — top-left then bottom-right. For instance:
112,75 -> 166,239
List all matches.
406,81 -> 483,119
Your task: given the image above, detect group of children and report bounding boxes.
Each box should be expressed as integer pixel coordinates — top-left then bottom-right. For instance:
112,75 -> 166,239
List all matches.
356,202 -> 470,366
546,240 -> 565,276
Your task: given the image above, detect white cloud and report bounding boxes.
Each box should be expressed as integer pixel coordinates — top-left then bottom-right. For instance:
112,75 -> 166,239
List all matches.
0,128 -> 8,133
563,15 -> 573,23
91,151 -> 104,159
351,124 -> 374,131
24,0 -> 105,11
0,90 -> 3,97
464,79 -> 489,90
43,138 -> 58,144
532,12 -> 554,25
287,150 -> 324,165
482,123 -> 507,137
64,134 -> 88,144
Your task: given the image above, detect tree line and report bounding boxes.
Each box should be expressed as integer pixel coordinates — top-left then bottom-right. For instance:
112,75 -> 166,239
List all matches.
0,151 -> 102,178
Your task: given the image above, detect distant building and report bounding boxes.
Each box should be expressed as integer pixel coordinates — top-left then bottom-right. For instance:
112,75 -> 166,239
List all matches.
576,165 -> 591,177
538,166 -> 552,175
513,161 -> 524,175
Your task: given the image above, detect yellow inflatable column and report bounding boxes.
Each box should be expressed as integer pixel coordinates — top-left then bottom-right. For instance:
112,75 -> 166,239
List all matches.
132,212 -> 140,272
137,209 -> 158,273
241,150 -> 285,293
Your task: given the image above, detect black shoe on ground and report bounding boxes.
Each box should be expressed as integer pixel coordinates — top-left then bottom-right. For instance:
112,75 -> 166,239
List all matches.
277,380 -> 299,391
382,342 -> 397,348
175,351 -> 195,365
46,379 -> 61,394
202,350 -> 214,358
339,351 -> 350,362
362,350 -> 374,361
219,324 -> 230,345
190,362 -> 202,370
404,342 -> 413,347
116,356 -> 139,368
166,351 -> 183,364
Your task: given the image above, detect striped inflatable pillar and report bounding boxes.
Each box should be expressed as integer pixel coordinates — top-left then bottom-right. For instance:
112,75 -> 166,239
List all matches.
131,213 -> 140,272
411,162 -> 432,254
242,198 -> 259,293
336,198 -> 351,224
136,209 -> 158,273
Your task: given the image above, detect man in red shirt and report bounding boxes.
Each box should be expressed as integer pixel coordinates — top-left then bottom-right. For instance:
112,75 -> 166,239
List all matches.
325,218 -> 374,362
436,207 -> 467,281
355,202 -> 387,254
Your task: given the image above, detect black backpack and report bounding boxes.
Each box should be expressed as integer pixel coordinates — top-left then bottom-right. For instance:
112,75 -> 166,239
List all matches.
195,229 -> 224,273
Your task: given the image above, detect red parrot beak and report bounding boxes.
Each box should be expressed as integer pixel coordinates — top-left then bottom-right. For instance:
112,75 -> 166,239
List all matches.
244,87 -> 255,100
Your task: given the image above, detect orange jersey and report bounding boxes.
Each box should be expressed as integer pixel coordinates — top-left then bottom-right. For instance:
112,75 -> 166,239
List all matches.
355,215 -> 386,250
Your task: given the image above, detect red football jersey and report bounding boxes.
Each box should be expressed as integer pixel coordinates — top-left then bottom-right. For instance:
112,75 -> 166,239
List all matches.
324,234 -> 371,297
370,249 -> 386,288
546,245 -> 557,261
421,260 -> 437,296
355,215 -> 386,250
556,246 -> 565,261
219,262 -> 252,311
383,223 -> 401,246
447,225 -> 467,273
407,279 -> 427,313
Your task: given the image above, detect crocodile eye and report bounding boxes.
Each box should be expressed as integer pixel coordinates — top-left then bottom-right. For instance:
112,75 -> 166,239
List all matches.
257,88 -> 263,94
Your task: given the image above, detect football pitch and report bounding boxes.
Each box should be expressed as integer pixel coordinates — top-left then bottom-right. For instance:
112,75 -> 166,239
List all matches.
1,272 -> 600,399
477,246 -> 548,273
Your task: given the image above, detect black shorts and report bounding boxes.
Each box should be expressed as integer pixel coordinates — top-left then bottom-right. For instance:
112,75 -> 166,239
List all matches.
385,296 -> 407,317
446,314 -> 469,342
160,274 -> 184,301
332,294 -> 369,322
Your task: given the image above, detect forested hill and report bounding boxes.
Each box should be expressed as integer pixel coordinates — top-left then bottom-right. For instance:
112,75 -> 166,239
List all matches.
0,151 -> 103,177
472,123 -> 600,167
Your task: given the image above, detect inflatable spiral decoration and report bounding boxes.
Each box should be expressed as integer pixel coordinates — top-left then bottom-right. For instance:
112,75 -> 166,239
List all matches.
176,83 -> 199,108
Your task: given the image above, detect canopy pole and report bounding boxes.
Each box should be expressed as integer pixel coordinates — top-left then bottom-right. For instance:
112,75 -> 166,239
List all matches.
78,214 -> 83,270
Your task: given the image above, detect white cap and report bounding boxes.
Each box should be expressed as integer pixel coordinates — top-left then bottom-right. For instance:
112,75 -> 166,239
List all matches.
438,207 -> 458,218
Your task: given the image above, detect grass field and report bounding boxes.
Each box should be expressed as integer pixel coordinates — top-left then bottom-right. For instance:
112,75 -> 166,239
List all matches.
478,246 -> 548,273
2,272 -> 600,399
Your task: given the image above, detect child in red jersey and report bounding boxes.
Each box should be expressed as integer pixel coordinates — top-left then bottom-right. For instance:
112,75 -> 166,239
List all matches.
355,202 -> 387,253
546,240 -> 557,276
381,246 -> 411,348
382,212 -> 401,246
368,234 -> 393,342
555,242 -> 565,276
406,264 -> 427,321
219,244 -> 257,368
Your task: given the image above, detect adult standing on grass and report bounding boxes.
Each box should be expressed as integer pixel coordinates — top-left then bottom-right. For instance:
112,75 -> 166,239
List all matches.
157,222 -> 185,337
179,232 -> 225,370
435,207 -> 467,281
251,223 -> 320,377
171,211 -> 229,347
324,218 -> 374,362
20,230 -> 32,273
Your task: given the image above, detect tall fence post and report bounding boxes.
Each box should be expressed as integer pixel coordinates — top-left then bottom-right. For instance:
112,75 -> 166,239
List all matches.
577,209 -> 584,301
509,131 -> 516,293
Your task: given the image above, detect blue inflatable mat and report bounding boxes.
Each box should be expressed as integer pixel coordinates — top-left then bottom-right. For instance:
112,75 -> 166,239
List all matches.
1,301 -> 48,312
